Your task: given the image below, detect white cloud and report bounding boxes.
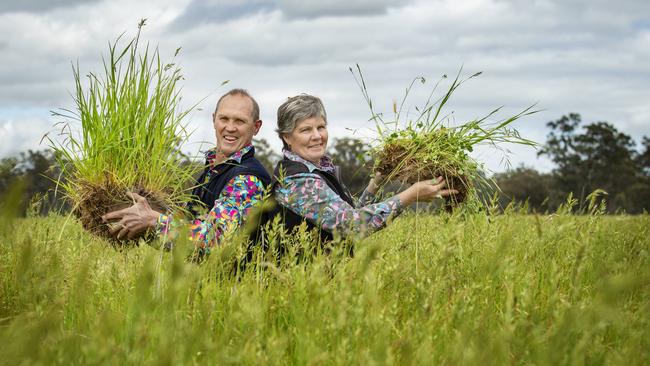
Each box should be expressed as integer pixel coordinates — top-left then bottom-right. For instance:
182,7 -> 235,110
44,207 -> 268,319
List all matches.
0,115 -> 51,157
278,0 -> 407,19
1,0 -> 649,174
0,0 -> 102,14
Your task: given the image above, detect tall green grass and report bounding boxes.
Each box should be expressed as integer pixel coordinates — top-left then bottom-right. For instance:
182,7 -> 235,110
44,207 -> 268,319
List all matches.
1,192 -> 647,364
351,65 -> 538,207
47,19 -> 198,225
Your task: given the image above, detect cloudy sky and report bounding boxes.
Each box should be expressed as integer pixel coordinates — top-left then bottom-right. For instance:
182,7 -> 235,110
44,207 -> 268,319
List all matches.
1,0 -> 649,173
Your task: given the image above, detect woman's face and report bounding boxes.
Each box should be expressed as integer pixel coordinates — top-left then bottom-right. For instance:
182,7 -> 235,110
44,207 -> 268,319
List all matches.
283,116 -> 328,165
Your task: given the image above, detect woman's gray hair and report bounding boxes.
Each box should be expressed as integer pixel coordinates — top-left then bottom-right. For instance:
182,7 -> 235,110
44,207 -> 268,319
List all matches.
276,94 -> 327,149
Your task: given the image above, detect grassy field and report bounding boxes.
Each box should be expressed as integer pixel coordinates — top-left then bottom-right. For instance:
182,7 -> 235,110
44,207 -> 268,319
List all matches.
0,207 -> 648,365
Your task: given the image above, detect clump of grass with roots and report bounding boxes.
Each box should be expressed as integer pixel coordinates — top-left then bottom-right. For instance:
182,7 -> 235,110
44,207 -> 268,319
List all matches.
351,65 -> 538,211
47,20 -> 199,243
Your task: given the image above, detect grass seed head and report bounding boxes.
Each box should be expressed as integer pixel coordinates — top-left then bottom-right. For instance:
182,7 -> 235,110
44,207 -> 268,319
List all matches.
352,66 -> 537,210
48,22 -> 200,242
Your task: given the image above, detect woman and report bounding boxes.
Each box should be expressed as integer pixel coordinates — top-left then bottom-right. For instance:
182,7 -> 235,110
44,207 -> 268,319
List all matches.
256,94 -> 457,242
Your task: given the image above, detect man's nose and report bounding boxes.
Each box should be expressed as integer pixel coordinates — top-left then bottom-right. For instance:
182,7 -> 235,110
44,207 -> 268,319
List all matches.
225,121 -> 237,131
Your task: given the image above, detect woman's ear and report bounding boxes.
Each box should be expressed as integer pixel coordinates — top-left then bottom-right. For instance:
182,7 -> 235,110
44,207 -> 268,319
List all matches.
282,135 -> 291,150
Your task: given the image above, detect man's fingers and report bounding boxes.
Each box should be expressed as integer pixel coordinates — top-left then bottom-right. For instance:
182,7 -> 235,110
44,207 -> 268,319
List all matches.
103,196 -> 148,222
126,221 -> 151,239
103,202 -> 146,240
102,208 -> 128,222
127,191 -> 146,203
116,226 -> 130,240
108,221 -> 125,236
127,226 -> 145,240
107,220 -> 142,240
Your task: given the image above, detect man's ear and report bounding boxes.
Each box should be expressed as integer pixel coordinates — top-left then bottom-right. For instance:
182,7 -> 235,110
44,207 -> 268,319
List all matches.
254,119 -> 262,135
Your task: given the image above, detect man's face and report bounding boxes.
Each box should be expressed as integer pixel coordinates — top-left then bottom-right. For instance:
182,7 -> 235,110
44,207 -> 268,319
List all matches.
213,94 -> 262,156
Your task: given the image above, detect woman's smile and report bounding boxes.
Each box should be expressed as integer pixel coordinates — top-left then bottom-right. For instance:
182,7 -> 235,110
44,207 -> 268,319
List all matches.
282,116 -> 329,165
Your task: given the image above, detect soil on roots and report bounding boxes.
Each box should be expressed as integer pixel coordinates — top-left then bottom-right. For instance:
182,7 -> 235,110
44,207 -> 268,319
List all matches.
375,143 -> 470,210
74,179 -> 168,245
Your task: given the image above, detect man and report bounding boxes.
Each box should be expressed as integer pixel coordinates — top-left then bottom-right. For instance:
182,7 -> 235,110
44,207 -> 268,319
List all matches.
102,89 -> 271,256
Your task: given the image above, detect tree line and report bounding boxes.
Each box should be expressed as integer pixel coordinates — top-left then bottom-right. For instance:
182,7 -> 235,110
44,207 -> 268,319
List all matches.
2,113 -> 649,215
494,114 -> 650,213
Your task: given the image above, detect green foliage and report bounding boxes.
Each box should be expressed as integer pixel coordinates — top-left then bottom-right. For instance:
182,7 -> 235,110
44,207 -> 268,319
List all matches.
253,137 -> 281,175
350,65 -> 537,206
328,137 -> 373,195
0,150 -> 66,216
538,113 -> 650,213
494,166 -> 557,211
638,137 -> 650,175
1,204 -> 648,364
47,19 -> 198,212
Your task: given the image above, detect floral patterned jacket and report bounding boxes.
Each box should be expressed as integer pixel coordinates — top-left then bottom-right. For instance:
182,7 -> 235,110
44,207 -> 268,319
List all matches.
156,144 -> 265,255
274,150 -> 403,238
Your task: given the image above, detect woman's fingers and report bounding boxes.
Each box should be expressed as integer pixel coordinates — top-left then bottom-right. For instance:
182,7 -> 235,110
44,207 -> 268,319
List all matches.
423,177 -> 456,200
432,177 -> 447,190
438,188 -> 459,197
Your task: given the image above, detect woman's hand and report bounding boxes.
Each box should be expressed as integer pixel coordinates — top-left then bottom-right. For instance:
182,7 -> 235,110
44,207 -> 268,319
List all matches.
397,176 -> 458,206
101,192 -> 161,240
366,172 -> 385,195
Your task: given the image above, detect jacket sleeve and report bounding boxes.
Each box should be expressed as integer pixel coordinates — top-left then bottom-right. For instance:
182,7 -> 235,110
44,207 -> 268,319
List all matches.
274,173 -> 403,238
157,174 -> 265,254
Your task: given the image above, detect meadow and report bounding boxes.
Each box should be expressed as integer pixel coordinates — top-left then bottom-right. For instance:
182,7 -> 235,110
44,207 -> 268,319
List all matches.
0,199 -> 648,365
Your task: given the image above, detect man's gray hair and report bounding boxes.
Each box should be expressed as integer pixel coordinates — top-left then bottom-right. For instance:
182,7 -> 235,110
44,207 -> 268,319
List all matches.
214,88 -> 260,122
276,94 -> 327,149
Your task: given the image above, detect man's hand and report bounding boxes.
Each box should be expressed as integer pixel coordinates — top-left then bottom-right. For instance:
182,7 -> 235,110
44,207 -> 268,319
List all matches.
101,192 -> 161,240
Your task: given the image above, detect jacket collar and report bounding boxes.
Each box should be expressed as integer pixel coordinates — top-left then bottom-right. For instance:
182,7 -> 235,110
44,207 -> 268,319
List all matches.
282,149 -> 335,173
205,144 -> 253,167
